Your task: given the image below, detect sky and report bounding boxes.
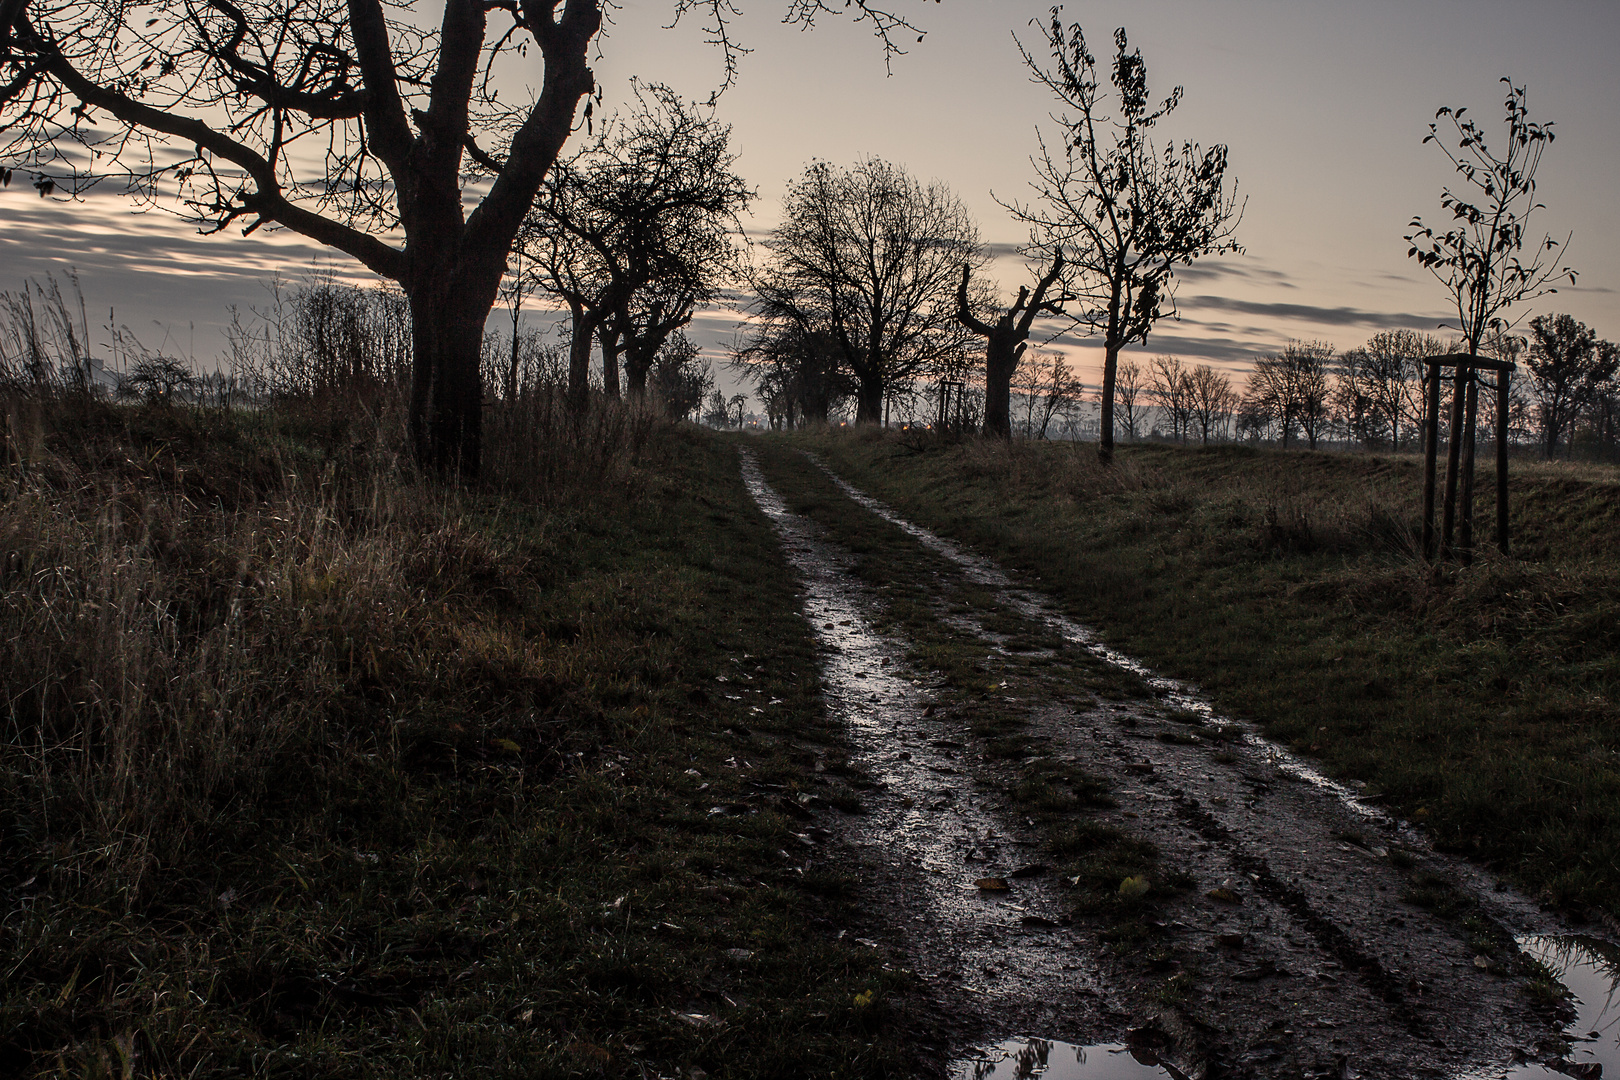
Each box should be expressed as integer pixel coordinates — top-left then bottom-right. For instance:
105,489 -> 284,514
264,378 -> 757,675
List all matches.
2,0 -> 1617,403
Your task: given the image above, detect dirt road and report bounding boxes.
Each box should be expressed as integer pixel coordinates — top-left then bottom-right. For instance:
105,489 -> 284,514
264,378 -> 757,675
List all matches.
741,444 -> 1607,1080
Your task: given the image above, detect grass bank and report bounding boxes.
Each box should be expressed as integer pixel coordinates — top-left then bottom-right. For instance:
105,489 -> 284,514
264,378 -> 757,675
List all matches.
1,400 -> 914,1079
799,431 -> 1620,919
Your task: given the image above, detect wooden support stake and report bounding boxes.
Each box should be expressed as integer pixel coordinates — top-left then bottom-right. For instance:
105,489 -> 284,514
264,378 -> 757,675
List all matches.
1497,371 -> 1511,556
1440,365 -> 1467,557
1459,372 -> 1479,565
1422,361 -> 1441,560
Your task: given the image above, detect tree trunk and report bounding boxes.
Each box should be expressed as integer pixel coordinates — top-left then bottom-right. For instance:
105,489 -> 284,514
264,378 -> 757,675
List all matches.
407,275 -> 493,479
566,299 -> 598,415
1098,342 -> 1120,463
625,348 -> 651,398
855,375 -> 885,424
983,335 -> 1022,439
597,323 -> 622,398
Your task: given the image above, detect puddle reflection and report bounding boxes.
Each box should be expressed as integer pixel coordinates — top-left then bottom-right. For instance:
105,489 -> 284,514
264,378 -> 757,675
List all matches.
1505,936 -> 1620,1079
954,1038 -> 1173,1080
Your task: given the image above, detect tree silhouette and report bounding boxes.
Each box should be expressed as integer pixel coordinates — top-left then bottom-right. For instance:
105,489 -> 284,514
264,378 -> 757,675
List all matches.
1007,16 -> 1242,463
1110,358 -> 1146,441
0,0 -> 923,476
519,84 -> 750,413
955,250 -> 1072,439
1244,342 -> 1332,449
751,158 -> 981,424
1407,80 -> 1576,548
1524,314 -> 1618,458
1406,82 -> 1575,361
1185,363 -> 1233,444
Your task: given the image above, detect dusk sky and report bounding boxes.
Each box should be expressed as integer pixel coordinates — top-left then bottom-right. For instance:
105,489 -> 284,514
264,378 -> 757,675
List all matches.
2,0 -> 1617,402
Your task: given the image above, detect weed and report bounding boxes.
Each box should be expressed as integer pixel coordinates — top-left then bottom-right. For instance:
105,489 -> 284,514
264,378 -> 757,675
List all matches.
1158,971 -> 1196,1006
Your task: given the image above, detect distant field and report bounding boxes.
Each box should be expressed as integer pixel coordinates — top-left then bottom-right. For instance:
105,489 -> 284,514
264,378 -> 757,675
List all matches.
803,430 -> 1620,919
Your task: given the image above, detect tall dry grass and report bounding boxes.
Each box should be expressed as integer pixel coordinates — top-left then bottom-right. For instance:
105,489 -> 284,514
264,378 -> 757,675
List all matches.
2,415 -> 502,906
0,273 -> 665,913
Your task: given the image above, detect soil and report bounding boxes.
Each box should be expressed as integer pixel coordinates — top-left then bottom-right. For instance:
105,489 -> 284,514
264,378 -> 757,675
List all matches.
739,446 -> 1605,1080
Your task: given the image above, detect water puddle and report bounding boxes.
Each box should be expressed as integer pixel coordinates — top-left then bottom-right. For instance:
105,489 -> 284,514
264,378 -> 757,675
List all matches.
954,1038 -> 1176,1080
1504,936 -> 1620,1079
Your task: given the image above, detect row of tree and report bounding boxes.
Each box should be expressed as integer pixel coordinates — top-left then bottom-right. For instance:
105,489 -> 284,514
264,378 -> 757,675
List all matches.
1053,314 -> 1618,459
737,19 -> 1241,456
0,2 -> 1585,475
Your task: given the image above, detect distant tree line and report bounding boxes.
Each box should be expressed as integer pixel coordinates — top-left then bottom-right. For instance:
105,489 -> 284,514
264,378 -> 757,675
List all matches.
1109,317 -> 1618,460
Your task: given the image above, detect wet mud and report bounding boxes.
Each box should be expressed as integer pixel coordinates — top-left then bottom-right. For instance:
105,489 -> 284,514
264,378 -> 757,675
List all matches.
739,446 -> 1616,1079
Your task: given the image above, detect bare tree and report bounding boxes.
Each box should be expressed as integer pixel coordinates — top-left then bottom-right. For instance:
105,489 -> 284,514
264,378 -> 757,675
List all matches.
1148,354 -> 1192,442
1186,363 -> 1233,444
1334,349 -> 1384,448
1007,17 -> 1242,463
1244,341 -> 1333,449
1345,329 -> 1443,450
734,322 -> 853,426
750,158 -> 981,424
0,0 -> 924,475
1110,358 -> 1146,442
518,85 -> 750,412
1524,314 -> 1619,458
1027,350 -> 1085,438
955,249 -> 1074,438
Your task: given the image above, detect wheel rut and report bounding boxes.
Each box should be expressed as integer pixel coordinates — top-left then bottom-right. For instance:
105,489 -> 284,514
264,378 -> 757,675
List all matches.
740,444 -> 1607,1080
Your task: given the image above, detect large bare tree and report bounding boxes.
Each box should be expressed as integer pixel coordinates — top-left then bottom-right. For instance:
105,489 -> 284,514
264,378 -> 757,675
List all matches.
1007,16 -> 1242,463
750,158 -> 981,424
0,0 -> 924,475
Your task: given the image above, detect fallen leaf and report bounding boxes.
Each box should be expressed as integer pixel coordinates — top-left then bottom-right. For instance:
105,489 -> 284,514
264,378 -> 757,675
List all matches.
1119,875 -> 1151,899
493,737 -> 522,754
974,877 -> 1011,892
853,989 -> 875,1008
1206,887 -> 1244,905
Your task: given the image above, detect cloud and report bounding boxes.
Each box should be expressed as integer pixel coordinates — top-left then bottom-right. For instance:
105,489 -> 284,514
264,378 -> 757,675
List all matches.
1170,258 -> 1295,287
982,241 -> 1027,261
1174,294 -> 1448,331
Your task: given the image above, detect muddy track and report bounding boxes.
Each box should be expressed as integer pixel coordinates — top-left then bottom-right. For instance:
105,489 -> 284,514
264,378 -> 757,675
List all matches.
739,445 -> 1613,1080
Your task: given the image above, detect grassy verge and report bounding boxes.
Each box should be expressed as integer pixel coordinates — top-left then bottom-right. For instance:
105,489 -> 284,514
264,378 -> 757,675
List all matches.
797,430 -> 1620,918
1,401 -> 912,1079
